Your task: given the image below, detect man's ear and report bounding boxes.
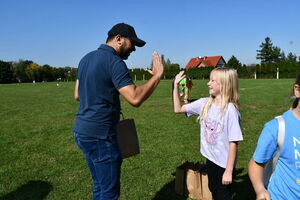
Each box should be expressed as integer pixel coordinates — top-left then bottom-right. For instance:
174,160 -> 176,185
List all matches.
115,35 -> 123,46
294,84 -> 300,98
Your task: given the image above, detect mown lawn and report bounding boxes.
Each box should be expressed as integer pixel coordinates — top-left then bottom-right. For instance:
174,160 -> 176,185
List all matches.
0,79 -> 294,200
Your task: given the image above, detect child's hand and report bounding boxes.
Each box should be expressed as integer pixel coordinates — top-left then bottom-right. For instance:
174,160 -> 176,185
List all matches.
222,170 -> 232,185
256,188 -> 270,200
174,71 -> 186,85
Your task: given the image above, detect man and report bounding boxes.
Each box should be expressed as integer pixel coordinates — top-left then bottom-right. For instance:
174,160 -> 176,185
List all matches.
73,23 -> 164,200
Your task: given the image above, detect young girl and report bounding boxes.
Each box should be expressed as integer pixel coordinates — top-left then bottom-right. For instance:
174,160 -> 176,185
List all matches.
173,68 -> 243,200
248,73 -> 300,200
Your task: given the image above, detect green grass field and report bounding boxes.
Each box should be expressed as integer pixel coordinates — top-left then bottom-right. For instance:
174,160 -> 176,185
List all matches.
0,79 -> 294,200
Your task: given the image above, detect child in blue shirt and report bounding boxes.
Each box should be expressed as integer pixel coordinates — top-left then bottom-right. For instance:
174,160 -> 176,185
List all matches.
248,72 -> 300,200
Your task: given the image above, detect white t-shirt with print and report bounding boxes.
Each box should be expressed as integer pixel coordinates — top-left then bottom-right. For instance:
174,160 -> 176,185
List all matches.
184,97 -> 243,168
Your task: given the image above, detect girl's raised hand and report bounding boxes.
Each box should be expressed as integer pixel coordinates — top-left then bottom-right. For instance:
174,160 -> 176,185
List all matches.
174,71 -> 186,85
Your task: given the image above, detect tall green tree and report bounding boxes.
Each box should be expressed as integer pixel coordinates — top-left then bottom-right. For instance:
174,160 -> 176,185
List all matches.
156,56 -> 180,78
63,66 -> 78,81
41,64 -> 54,81
286,52 -> 297,62
67,67 -> 77,81
0,61 -> 14,83
25,63 -> 42,81
279,51 -> 286,62
237,65 -> 249,78
165,58 -> 171,66
52,67 -> 65,80
12,60 -> 33,82
257,37 -> 274,63
256,37 -> 285,64
226,55 -> 242,69
164,57 -> 179,71
272,46 -> 282,62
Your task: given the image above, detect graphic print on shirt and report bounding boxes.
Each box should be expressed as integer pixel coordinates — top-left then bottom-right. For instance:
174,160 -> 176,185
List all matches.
293,136 -> 300,184
204,118 -> 222,145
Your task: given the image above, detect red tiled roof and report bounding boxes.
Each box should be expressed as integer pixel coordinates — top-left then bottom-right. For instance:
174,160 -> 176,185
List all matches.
185,56 -> 224,70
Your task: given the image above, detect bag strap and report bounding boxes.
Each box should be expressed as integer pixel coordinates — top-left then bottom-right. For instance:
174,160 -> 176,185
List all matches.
276,116 -> 285,150
272,116 -> 285,171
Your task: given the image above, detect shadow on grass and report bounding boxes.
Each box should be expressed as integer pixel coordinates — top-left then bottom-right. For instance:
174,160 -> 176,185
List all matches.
153,168 -> 255,200
232,168 -> 256,200
0,180 -> 53,200
152,179 -> 187,200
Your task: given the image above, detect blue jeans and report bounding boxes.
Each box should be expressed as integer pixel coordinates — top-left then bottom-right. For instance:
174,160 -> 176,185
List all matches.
74,132 -> 122,200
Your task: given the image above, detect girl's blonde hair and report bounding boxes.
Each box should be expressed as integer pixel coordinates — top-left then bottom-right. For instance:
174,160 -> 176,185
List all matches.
200,67 -> 239,121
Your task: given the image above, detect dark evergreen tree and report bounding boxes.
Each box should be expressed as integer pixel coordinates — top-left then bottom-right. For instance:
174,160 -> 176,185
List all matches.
257,37 -> 274,63
256,37 -> 284,64
226,55 -> 242,69
286,52 -> 297,62
279,51 -> 286,62
165,58 -> 171,66
271,46 -> 282,63
163,57 -> 180,79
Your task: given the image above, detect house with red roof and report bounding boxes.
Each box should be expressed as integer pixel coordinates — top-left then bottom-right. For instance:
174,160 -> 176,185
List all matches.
185,56 -> 226,70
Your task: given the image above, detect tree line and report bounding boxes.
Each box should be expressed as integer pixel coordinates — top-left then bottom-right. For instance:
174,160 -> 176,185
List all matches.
225,37 -> 300,79
0,60 -> 77,84
1,37 -> 299,83
129,37 -> 300,80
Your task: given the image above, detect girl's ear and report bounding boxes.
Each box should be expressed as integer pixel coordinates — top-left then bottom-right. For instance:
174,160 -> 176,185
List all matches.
294,84 -> 300,98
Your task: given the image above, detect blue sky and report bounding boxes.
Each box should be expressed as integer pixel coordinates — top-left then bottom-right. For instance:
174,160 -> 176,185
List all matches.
1,0 -> 299,69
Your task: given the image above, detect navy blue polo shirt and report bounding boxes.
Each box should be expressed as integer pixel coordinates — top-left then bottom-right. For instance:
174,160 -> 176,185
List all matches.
74,44 -> 133,139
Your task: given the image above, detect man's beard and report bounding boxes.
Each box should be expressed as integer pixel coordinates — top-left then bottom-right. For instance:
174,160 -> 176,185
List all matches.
119,46 -> 131,60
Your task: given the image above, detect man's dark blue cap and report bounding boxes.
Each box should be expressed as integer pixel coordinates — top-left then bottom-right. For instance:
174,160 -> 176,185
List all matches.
108,23 -> 146,47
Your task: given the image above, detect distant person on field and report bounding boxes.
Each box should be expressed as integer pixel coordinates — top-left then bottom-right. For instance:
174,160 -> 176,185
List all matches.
248,72 -> 300,200
178,75 -> 193,104
173,68 -> 243,200
73,23 -> 164,200
56,78 -> 61,87
178,77 -> 186,97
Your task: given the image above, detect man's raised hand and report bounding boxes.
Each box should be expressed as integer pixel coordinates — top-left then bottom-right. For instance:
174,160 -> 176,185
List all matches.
148,51 -> 164,78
